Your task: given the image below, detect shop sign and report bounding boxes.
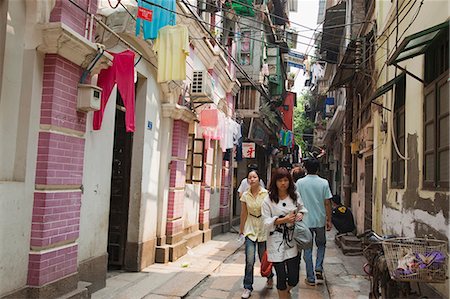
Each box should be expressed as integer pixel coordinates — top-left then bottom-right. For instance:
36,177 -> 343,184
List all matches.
242,142 -> 256,158
137,7 -> 153,21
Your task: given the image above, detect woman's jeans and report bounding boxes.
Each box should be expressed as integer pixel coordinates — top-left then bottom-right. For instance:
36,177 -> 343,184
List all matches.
303,226 -> 326,282
244,237 -> 273,291
273,254 -> 301,290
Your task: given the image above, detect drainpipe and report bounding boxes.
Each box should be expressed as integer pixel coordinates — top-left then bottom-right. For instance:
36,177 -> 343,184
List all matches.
85,0 -> 92,40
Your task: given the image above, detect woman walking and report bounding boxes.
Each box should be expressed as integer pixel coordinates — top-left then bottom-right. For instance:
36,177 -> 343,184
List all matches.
262,168 -> 307,298
239,169 -> 274,299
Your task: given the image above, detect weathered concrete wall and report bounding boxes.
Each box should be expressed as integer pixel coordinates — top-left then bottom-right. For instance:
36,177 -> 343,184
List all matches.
374,1 -> 449,296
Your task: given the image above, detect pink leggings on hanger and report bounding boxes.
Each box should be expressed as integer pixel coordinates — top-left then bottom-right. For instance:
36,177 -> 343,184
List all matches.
93,50 -> 135,132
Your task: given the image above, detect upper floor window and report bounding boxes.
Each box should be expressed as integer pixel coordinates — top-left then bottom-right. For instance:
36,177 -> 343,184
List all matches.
423,28 -> 449,190
391,75 -> 406,188
238,31 -> 252,65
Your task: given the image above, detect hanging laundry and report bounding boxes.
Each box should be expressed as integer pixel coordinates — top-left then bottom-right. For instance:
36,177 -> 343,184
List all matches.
221,118 -> 241,152
199,109 -> 219,127
279,129 -> 293,147
286,130 -> 293,147
153,24 -> 190,82
223,148 -> 232,161
235,125 -> 243,162
135,0 -> 176,40
279,129 -> 285,146
93,50 -> 135,132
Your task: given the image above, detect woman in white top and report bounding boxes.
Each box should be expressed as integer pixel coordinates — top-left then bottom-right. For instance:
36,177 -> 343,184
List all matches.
239,170 -> 274,299
262,167 -> 307,299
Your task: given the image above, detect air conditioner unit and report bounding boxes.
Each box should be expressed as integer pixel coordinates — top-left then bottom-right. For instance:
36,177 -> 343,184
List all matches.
190,70 -> 213,103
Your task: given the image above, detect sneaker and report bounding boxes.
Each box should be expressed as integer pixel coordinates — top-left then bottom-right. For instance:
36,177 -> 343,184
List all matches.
315,271 -> 324,284
304,278 -> 316,286
266,278 -> 274,289
241,288 -> 252,299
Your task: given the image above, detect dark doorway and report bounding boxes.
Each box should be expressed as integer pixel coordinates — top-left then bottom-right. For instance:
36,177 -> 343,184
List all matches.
364,156 -> 373,231
107,94 -> 133,268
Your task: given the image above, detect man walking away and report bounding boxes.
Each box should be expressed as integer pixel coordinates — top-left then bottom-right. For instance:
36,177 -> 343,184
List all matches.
295,158 -> 332,286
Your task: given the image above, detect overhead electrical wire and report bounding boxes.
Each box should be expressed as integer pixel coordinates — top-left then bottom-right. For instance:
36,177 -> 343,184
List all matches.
362,0 -> 424,98
67,0 -> 187,92
178,0 -> 274,102
325,0 -> 419,91
135,0 -> 356,66
190,0 -> 356,43
132,0 -> 345,57
354,0 -> 417,71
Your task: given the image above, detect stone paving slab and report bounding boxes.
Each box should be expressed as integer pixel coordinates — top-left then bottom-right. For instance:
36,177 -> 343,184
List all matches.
91,233 -> 242,299
91,230 -> 370,299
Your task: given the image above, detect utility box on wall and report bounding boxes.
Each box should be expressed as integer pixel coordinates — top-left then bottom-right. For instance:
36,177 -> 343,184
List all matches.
77,84 -> 102,112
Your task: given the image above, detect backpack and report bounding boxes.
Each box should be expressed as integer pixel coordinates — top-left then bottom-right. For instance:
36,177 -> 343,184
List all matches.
260,250 -> 273,277
293,220 -> 313,250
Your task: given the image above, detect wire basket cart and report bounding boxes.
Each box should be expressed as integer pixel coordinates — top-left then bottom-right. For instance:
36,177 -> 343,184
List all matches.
382,237 -> 448,282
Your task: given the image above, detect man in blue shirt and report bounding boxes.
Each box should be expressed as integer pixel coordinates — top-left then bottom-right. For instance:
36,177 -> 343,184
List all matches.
295,158 -> 332,286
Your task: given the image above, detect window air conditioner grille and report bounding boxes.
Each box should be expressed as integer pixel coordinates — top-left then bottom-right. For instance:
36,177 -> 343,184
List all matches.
192,71 -> 204,94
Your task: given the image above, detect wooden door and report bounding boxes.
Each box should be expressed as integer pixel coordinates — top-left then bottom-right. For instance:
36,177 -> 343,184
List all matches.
364,156 -> 373,231
107,98 -> 133,267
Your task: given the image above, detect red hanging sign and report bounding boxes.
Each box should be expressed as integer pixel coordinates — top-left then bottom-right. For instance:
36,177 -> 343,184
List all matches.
137,6 -> 153,21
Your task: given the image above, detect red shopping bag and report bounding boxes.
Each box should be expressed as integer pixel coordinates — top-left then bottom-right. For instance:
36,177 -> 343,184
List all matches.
260,250 -> 273,277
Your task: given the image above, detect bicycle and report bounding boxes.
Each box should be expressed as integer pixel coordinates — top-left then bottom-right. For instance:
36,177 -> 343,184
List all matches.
358,230 -> 448,299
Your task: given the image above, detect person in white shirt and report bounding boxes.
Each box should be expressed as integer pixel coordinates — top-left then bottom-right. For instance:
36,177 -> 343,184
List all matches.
237,164 -> 265,198
262,167 -> 307,298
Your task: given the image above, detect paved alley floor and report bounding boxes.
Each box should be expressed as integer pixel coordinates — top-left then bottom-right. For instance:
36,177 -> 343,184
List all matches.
92,230 -> 370,299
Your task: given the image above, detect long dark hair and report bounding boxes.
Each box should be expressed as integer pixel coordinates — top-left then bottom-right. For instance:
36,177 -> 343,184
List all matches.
268,167 -> 297,204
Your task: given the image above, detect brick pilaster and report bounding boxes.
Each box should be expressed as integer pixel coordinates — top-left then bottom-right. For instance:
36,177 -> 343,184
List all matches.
219,160 -> 231,222
166,120 -> 189,239
199,141 -> 214,230
28,53 -> 85,288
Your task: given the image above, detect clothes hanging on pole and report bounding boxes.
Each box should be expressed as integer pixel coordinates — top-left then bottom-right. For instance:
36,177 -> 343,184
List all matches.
153,24 -> 190,82
93,50 -> 135,132
136,0 -> 176,40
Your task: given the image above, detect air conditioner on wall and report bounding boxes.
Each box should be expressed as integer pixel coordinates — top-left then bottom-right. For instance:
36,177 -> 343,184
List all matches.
190,70 -> 214,103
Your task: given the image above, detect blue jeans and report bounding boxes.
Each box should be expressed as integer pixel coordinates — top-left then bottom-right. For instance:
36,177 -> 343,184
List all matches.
303,227 -> 326,282
244,237 -> 273,291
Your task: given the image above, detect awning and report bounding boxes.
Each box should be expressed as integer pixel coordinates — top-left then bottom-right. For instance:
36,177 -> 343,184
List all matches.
329,40 -> 356,90
320,2 -> 346,64
388,21 -> 449,65
369,72 -> 406,102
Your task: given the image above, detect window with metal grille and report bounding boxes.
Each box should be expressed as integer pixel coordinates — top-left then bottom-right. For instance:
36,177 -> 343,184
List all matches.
186,134 -> 205,183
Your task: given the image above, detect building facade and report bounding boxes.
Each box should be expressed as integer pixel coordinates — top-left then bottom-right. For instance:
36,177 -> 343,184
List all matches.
312,0 -> 449,297
0,0 -> 241,297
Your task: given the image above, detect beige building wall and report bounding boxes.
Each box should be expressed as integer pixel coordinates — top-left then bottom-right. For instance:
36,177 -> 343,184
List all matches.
373,1 -> 449,296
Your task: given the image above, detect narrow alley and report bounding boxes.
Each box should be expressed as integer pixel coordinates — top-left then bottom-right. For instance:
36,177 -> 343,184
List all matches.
91,229 -> 369,299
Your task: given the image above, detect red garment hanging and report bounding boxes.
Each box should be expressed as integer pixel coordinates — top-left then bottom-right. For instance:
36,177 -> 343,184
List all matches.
93,50 -> 135,132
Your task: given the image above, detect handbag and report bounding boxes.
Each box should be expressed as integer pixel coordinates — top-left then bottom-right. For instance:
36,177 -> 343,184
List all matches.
260,250 -> 273,277
293,220 -> 313,250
